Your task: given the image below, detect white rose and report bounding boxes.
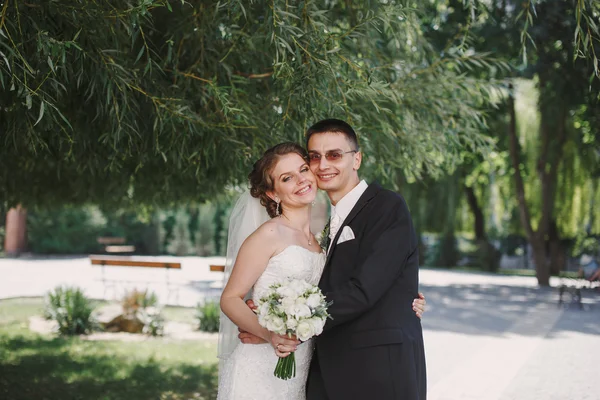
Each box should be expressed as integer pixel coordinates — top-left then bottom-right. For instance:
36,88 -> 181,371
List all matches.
289,280 -> 306,296
295,297 -> 307,306
306,294 -> 322,309
309,317 -> 325,335
276,286 -> 297,299
286,318 -> 298,330
258,302 -> 270,316
258,313 -> 270,328
291,304 -> 312,319
281,296 -> 296,309
296,320 -> 316,341
266,316 -> 286,334
284,304 -> 297,317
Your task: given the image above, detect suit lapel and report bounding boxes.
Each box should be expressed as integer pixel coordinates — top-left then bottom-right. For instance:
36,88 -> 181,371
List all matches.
324,183 -> 382,267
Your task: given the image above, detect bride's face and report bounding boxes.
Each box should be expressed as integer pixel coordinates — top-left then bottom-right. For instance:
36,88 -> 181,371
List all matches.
268,153 -> 317,209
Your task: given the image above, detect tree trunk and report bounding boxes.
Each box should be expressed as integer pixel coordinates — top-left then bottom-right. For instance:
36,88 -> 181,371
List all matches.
4,206 -> 28,256
537,87 -> 568,283
531,235 -> 550,285
465,184 -> 501,271
548,220 -> 565,276
465,185 -> 486,241
439,176 -> 459,267
506,84 -> 549,283
506,85 -> 535,239
506,81 -> 568,286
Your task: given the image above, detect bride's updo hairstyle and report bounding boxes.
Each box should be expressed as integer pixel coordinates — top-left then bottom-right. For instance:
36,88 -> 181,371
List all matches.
248,142 -> 309,218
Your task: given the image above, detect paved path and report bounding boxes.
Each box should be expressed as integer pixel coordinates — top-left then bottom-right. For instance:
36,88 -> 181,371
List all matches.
1,256 -> 599,399
420,270 -> 600,400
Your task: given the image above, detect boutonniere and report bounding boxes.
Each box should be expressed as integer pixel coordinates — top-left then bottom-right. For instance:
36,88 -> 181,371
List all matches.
317,221 -> 330,252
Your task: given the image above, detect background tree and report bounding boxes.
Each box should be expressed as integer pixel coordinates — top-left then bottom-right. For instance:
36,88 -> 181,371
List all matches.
505,1 -> 600,285
421,0 -> 600,285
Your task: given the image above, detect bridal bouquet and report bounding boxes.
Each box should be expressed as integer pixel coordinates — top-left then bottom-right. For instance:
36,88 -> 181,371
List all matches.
255,279 -> 331,380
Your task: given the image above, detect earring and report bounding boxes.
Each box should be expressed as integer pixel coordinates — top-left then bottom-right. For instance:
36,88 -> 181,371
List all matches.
311,200 -> 316,206
275,200 -> 281,216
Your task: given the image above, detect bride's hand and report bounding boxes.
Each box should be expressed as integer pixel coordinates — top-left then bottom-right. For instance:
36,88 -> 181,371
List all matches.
243,299 -> 299,356
413,292 -> 426,319
270,332 -> 300,358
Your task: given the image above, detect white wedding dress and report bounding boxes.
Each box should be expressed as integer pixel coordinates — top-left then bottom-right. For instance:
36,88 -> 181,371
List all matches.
217,245 -> 326,400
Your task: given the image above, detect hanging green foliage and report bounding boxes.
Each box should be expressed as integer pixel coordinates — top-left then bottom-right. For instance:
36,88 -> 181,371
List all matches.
0,1 -> 500,207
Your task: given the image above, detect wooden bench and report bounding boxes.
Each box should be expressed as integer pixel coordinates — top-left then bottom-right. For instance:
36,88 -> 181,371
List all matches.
210,264 -> 225,272
208,264 -> 226,290
558,270 -> 600,310
90,255 -> 182,302
96,237 -> 136,253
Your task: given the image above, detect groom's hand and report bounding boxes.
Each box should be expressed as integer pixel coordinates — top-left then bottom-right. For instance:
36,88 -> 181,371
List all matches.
413,292 -> 426,319
238,299 -> 266,344
238,328 -> 267,344
245,299 -> 257,311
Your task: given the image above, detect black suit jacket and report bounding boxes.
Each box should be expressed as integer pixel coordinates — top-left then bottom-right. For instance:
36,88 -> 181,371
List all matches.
306,183 -> 426,400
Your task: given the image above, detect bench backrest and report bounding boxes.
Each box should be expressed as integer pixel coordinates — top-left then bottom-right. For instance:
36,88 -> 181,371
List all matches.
90,256 -> 181,269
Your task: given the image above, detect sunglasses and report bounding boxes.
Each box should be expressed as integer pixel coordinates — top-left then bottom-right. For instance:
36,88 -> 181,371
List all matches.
308,150 -> 357,164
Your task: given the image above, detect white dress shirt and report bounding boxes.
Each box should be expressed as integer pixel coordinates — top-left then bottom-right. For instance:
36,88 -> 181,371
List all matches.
328,180 -> 368,250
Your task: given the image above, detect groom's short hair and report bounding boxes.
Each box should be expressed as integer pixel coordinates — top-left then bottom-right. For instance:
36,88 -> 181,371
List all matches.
306,119 -> 359,151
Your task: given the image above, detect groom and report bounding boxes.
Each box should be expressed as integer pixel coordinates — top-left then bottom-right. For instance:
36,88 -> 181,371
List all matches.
240,119 -> 427,399
303,119 -> 426,399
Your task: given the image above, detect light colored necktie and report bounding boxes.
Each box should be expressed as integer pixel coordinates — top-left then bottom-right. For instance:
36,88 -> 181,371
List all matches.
328,212 -> 342,250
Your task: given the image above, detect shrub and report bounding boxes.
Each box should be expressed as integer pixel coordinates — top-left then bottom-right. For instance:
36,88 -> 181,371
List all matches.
498,234 -> 528,257
44,286 -> 96,335
28,206 -> 104,254
121,289 -> 164,336
196,301 -> 220,333
27,205 -> 161,255
424,233 -> 459,267
121,289 -> 159,317
474,240 -> 502,272
139,307 -> 165,337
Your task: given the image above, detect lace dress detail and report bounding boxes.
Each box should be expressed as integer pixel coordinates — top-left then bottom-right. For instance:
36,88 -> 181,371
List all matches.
217,245 -> 326,400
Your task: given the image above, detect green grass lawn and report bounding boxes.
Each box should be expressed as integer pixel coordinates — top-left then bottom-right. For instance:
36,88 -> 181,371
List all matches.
162,305 -> 199,325
0,298 -> 218,400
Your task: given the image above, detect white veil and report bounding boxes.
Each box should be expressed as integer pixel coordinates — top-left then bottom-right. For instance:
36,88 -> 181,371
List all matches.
217,191 -> 270,362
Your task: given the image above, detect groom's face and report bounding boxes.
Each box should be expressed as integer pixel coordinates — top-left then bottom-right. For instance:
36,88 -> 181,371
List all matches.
307,132 -> 361,200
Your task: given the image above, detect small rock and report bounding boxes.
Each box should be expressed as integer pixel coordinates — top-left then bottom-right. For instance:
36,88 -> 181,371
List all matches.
103,314 -> 145,333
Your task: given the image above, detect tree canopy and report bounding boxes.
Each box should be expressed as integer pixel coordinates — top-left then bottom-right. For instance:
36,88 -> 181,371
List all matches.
1,0 -> 499,207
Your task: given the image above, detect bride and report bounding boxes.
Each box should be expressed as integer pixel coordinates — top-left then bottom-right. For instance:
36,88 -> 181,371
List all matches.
218,142 -> 324,400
